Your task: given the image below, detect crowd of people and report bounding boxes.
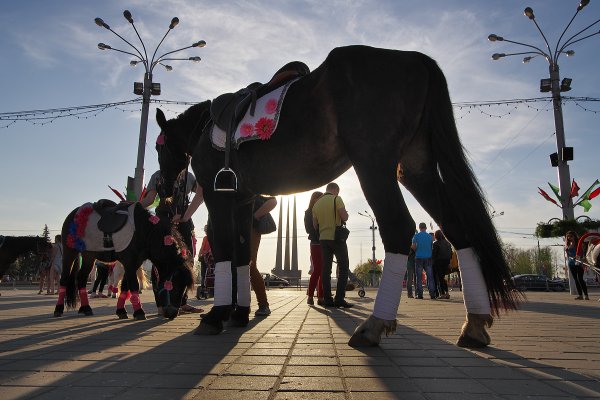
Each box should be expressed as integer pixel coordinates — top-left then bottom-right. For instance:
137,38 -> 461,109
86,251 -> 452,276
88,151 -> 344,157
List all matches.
406,223 -> 454,300
35,170 -> 595,317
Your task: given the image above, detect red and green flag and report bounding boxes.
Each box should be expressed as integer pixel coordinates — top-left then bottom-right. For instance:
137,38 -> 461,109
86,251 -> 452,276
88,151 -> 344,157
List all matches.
548,182 -> 561,199
570,179 -> 580,198
574,179 -> 600,212
538,187 -> 559,207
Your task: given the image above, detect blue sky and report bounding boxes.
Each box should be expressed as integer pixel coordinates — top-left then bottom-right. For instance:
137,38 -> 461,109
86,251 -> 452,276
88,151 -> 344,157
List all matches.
1,0 -> 598,274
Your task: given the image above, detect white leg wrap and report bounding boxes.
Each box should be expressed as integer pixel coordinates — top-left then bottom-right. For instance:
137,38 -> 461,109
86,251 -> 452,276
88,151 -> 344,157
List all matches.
373,252 -> 408,320
214,261 -> 232,306
236,265 -> 251,307
457,248 -> 491,315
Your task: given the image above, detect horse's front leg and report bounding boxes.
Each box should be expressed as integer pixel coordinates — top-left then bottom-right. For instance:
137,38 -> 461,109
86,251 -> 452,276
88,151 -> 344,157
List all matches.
228,201 -> 254,328
124,265 -> 146,321
194,194 -> 238,335
77,255 -> 96,316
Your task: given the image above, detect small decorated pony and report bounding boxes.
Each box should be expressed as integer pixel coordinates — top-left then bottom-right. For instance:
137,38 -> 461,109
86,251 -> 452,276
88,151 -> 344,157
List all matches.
53,200 -> 194,320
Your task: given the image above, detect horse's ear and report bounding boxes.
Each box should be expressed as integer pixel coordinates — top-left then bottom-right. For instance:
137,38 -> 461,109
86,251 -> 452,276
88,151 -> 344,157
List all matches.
156,109 -> 167,129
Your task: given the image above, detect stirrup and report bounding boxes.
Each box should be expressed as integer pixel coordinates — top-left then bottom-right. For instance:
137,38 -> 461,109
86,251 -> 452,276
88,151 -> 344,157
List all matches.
214,167 -> 238,192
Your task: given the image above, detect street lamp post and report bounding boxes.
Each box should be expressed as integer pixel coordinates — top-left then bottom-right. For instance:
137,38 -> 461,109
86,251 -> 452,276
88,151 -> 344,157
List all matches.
488,0 -> 599,221
358,211 -> 378,287
94,10 -> 206,200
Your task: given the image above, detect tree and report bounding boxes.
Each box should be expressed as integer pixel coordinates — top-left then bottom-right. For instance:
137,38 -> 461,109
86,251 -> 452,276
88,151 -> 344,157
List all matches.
42,224 -> 51,243
500,240 -> 556,277
352,261 -> 382,287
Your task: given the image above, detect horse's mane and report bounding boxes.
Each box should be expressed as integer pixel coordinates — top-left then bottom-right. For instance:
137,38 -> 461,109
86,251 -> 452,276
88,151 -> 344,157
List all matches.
176,100 -> 211,123
132,204 -> 194,289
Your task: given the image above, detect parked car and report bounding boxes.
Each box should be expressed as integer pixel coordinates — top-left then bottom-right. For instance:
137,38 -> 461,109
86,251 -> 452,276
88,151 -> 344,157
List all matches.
511,274 -> 566,292
262,273 -> 290,288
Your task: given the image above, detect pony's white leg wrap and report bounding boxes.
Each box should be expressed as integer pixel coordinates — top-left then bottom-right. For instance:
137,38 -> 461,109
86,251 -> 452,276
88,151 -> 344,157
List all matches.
373,252 -> 408,320
457,248 -> 491,315
214,261 -> 232,306
236,265 -> 251,307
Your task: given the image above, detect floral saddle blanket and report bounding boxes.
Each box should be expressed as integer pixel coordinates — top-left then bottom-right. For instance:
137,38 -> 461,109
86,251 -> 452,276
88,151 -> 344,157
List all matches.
210,77 -> 300,151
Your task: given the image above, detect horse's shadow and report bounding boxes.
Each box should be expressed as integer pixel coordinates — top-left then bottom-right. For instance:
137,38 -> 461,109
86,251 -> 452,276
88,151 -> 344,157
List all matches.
2,292 -> 599,397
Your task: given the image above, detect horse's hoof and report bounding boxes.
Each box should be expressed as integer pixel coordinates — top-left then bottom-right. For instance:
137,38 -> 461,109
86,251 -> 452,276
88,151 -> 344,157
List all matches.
348,315 -> 397,347
53,305 -> 64,317
456,313 -> 493,348
133,309 -> 146,320
193,319 -> 223,335
78,305 -> 93,316
116,308 -> 128,319
228,306 -> 250,327
164,305 -> 179,320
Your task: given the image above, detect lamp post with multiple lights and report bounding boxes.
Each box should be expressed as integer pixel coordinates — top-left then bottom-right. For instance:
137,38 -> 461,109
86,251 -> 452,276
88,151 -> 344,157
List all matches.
488,0 -> 599,221
358,211 -> 378,287
95,10 -> 206,200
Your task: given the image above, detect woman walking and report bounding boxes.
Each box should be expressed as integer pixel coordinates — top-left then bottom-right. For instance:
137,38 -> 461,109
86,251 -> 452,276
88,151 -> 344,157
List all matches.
304,191 -> 324,305
565,231 -> 589,300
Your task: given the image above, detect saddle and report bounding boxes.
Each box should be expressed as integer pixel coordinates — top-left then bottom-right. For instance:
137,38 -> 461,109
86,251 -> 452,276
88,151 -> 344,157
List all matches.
210,61 -> 310,132
93,199 -> 132,238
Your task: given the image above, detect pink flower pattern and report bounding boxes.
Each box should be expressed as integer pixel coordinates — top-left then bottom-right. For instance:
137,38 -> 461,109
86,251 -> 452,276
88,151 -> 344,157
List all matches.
163,235 -> 175,246
240,123 -> 254,137
163,280 -> 173,291
265,98 -> 277,115
255,117 -> 275,140
149,215 -> 160,225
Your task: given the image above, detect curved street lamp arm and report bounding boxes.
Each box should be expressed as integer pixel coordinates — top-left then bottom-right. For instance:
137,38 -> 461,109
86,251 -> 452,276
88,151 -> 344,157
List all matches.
105,26 -> 147,70
554,9 -> 580,62
530,18 -> 554,61
129,23 -> 150,71
103,45 -> 145,62
558,19 -> 600,60
154,44 -> 195,64
501,50 -> 546,58
158,57 -> 199,62
499,37 -> 550,61
149,28 -> 173,72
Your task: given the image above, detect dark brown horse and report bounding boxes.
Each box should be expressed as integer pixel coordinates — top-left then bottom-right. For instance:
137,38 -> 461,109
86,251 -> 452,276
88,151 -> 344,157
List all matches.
53,200 -> 194,320
155,45 -> 521,347
0,235 -> 51,294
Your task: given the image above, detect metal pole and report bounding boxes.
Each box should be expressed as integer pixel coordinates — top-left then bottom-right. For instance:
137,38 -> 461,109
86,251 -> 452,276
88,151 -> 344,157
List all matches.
549,64 -> 575,221
370,222 -> 377,287
132,72 -> 152,200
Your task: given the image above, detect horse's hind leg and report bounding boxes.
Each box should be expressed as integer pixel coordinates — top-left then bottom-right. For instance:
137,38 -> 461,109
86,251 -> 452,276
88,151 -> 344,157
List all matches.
347,161 -> 415,347
401,156 -> 493,348
77,255 -> 96,316
54,245 -> 78,317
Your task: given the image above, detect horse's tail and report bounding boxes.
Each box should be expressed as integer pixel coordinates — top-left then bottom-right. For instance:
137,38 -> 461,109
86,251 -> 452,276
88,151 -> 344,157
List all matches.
138,267 -> 150,290
61,208 -> 80,309
423,55 -> 521,316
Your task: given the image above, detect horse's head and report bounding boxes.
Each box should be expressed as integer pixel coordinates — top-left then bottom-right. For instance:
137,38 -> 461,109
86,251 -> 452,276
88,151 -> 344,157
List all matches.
155,102 -> 211,197
136,205 -> 195,319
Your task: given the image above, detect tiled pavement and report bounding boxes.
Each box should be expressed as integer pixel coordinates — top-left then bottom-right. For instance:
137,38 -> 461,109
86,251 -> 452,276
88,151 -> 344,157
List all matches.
0,286 -> 598,399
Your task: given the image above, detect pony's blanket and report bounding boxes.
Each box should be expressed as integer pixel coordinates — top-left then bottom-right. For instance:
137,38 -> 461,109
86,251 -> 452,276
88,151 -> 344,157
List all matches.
81,203 -> 136,252
210,78 -> 299,151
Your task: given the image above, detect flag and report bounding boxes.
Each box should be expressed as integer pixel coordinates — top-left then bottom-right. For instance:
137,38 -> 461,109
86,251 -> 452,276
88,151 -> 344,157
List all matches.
548,182 -> 560,199
108,185 -> 126,202
578,199 -> 592,212
574,179 -> 600,212
125,187 -> 137,202
570,179 -> 580,198
538,187 -> 559,206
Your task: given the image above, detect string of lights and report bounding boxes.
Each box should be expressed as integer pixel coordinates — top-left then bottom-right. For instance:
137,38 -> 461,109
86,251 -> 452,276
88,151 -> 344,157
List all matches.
1,96 -> 598,129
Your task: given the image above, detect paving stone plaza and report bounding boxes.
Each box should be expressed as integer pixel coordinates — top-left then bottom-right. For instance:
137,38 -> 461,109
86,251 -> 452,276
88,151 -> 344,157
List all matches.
0,287 -> 599,399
